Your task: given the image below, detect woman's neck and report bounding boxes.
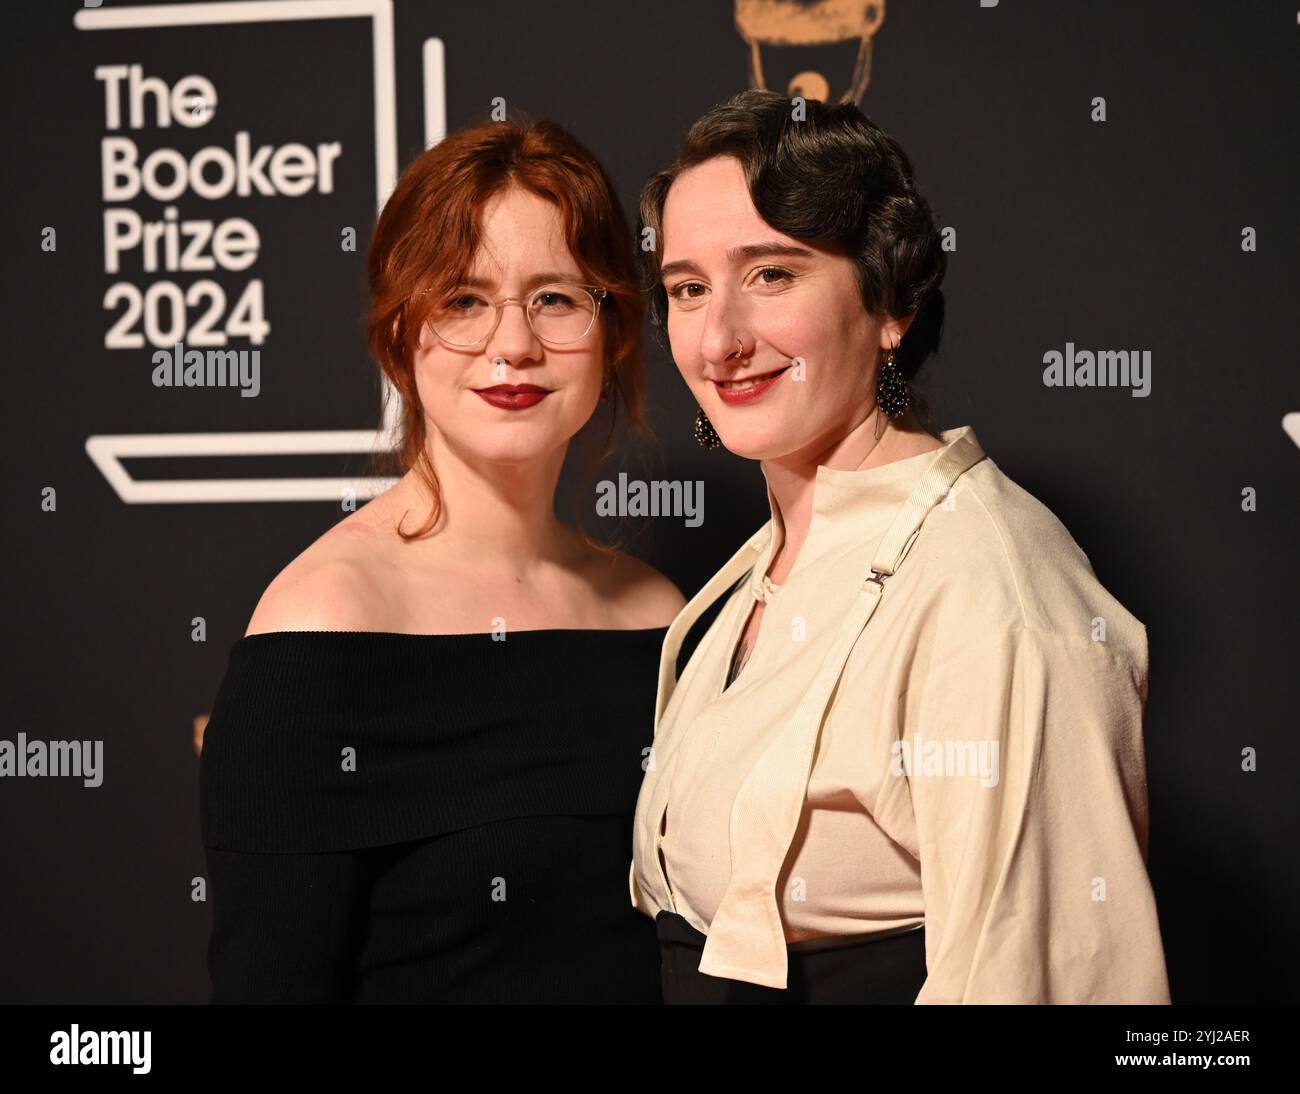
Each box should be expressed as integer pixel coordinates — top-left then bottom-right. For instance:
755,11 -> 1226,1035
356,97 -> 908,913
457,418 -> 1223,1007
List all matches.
371,433 -> 578,575
761,409 -> 940,581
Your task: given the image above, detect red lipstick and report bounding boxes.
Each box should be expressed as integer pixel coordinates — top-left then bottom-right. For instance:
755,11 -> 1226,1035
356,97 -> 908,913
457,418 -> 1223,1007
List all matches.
712,365 -> 790,406
473,384 -> 551,410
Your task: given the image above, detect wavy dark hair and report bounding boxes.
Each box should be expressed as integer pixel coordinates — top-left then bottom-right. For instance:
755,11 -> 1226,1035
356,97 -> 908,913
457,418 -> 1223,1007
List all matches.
636,89 -> 945,436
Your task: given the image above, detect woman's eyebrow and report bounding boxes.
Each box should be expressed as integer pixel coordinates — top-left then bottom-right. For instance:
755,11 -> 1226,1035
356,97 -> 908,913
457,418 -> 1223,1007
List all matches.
659,243 -> 816,282
457,271 -> 585,291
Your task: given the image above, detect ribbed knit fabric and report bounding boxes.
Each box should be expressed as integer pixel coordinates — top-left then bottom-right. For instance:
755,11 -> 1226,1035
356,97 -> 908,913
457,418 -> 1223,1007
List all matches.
198,627 -> 667,1004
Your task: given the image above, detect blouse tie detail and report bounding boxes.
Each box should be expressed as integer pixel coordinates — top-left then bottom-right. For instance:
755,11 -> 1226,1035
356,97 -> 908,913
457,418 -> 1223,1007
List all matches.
638,428 -> 989,989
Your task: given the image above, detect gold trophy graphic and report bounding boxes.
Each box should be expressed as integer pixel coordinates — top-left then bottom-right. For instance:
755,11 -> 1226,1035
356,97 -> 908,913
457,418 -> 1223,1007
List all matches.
736,0 -> 886,104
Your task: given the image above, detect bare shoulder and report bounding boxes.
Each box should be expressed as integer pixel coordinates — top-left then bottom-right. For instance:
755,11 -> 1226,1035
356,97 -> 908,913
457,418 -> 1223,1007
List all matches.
581,543 -> 687,629
244,514 -> 393,636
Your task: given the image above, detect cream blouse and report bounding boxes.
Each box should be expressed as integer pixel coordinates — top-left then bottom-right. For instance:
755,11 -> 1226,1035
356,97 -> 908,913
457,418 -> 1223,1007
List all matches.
629,425 -> 1171,1003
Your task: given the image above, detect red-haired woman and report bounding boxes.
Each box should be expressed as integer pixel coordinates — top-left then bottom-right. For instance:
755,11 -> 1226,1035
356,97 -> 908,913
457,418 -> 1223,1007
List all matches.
198,114 -> 684,1003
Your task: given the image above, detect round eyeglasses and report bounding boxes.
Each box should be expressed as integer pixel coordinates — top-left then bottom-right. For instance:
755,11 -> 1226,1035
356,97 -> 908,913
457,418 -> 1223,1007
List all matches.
418,282 -> 608,347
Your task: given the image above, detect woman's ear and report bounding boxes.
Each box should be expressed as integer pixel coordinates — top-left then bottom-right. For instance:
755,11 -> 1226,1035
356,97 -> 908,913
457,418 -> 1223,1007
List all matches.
880,312 -> 915,350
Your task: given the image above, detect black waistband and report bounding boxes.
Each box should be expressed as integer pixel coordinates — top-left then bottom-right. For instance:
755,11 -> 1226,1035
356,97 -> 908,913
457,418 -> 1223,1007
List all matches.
655,909 -> 923,952
654,910 -> 928,1004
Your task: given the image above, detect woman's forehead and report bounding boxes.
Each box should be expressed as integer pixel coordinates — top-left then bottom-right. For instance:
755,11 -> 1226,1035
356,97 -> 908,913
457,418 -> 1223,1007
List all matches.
466,199 -> 576,279
662,163 -> 768,261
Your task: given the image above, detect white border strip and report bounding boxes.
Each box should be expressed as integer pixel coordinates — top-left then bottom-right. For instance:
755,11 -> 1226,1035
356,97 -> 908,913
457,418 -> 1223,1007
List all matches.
423,37 -> 446,148
85,430 -> 398,502
1283,412 -> 1300,451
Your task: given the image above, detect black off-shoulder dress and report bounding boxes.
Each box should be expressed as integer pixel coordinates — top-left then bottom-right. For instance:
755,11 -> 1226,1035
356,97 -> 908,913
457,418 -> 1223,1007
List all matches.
198,627 -> 667,1004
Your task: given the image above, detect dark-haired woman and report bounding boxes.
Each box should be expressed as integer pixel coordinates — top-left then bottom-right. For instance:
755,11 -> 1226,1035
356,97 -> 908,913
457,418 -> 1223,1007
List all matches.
198,114 -> 684,1003
629,90 -> 1171,1004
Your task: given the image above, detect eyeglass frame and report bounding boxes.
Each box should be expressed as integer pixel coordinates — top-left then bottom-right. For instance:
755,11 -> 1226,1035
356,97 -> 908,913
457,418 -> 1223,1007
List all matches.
414,282 -> 609,347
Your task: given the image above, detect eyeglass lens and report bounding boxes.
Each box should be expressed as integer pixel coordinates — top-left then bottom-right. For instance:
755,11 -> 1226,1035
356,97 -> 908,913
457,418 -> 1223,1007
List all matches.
429,284 -> 597,345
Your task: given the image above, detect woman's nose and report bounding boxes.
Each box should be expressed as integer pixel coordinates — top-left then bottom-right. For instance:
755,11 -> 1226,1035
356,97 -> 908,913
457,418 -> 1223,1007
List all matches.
484,300 -> 542,364
697,292 -> 751,365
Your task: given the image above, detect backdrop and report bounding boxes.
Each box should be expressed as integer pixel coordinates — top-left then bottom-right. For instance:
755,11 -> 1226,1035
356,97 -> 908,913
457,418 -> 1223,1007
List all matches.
2,0 -> 1296,1004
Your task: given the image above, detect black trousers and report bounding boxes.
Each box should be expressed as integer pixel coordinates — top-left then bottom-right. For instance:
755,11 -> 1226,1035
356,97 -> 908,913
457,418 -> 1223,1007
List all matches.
656,910 -> 926,1004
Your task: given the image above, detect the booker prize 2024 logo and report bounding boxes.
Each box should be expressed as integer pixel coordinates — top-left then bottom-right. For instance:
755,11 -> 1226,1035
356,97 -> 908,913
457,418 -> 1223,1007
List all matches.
96,63 -> 343,397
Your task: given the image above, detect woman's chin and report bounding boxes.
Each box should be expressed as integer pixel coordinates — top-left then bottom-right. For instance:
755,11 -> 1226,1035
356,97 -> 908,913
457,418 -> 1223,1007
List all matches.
710,424 -> 789,462
715,439 -> 772,462
446,428 -> 567,466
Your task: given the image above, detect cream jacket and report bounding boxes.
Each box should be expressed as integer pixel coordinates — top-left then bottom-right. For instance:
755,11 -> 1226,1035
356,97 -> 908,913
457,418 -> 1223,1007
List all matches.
629,425 -> 1171,1003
